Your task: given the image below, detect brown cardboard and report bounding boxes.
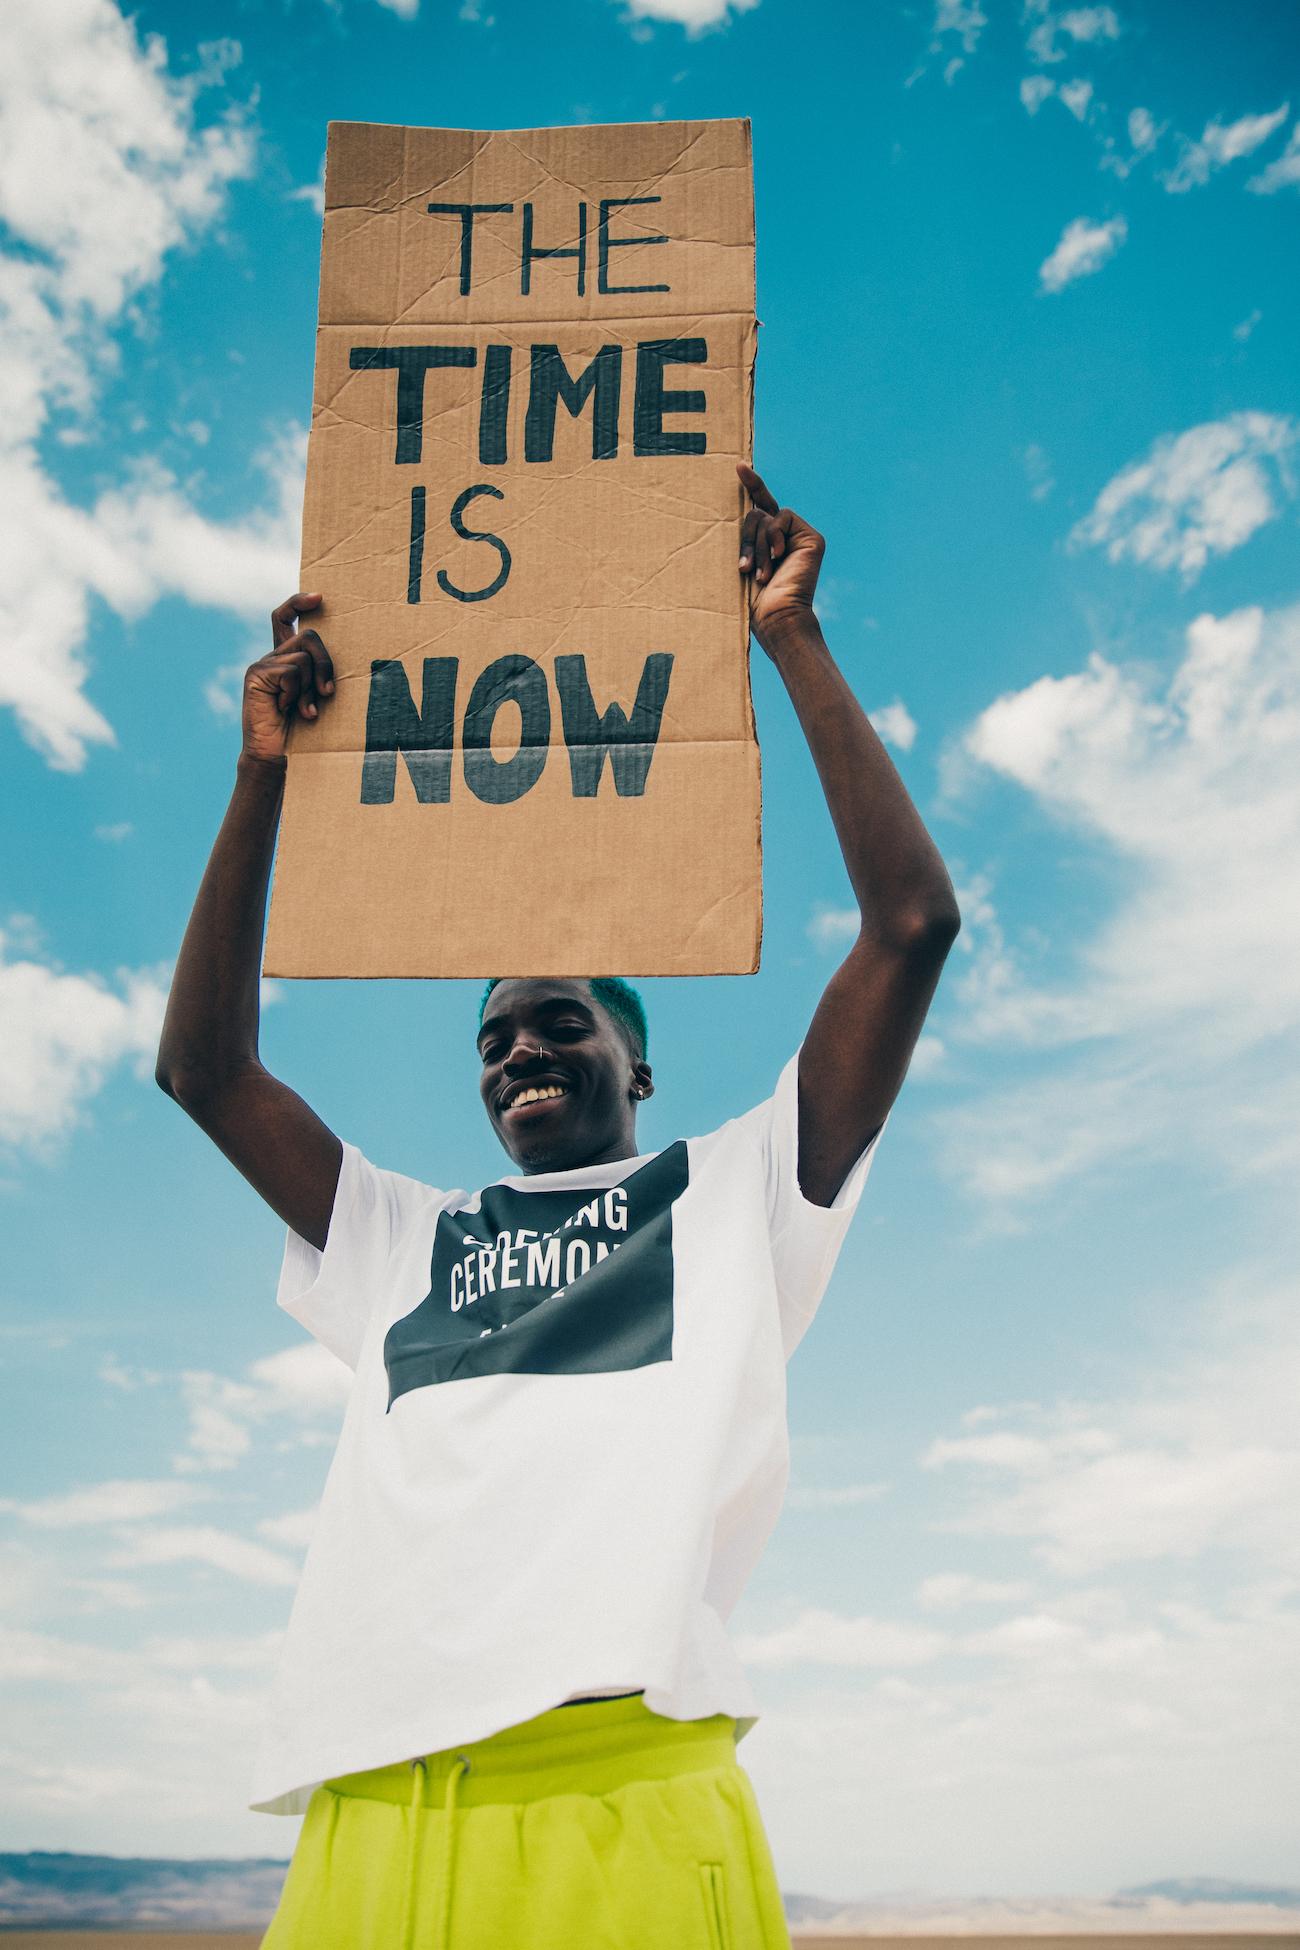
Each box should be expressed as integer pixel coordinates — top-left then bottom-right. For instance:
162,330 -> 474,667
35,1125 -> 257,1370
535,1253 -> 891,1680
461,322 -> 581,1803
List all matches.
264,117 -> 760,979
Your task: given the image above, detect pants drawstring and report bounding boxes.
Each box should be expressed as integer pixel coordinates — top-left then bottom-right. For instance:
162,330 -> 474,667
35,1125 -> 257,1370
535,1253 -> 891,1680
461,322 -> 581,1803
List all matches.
400,1752 -> 471,1950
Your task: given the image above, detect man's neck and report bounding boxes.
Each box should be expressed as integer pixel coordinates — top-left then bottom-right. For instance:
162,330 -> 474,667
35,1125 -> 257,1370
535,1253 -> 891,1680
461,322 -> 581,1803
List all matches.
517,1131 -> 640,1175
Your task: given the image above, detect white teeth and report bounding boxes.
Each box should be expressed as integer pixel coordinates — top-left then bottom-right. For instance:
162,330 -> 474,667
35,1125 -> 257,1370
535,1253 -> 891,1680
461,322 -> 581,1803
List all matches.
510,1084 -> 567,1108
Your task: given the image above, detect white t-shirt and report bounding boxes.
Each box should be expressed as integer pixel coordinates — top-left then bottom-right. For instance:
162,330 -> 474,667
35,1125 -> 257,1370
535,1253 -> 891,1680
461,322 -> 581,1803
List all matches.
248,1046 -> 885,1815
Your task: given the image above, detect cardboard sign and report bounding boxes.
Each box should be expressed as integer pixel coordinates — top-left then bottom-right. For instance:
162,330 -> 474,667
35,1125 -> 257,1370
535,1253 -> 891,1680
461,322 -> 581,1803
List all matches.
263,117 -> 760,979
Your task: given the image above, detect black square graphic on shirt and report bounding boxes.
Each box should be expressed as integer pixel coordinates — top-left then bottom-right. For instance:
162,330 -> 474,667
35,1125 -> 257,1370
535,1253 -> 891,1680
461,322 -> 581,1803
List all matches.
383,1141 -> 689,1408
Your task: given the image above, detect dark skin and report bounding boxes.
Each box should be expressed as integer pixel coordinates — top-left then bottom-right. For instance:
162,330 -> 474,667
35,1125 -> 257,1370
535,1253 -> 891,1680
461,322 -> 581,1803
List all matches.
156,464 -> 959,1248
476,980 -> 653,1173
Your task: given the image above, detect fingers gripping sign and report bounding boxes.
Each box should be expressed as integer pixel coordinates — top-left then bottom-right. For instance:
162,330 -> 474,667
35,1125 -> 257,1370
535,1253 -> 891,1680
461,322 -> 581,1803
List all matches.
243,593 -> 337,764
736,462 -> 825,655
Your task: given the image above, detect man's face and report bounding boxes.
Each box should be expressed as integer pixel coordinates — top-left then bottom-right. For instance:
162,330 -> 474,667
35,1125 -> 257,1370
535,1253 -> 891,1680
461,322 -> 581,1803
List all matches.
477,978 -> 653,1172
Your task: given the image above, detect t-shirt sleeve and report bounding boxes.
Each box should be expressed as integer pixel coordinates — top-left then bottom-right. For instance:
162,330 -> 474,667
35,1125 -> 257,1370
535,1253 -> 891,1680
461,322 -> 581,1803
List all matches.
748,1046 -> 889,1360
276,1142 -> 440,1372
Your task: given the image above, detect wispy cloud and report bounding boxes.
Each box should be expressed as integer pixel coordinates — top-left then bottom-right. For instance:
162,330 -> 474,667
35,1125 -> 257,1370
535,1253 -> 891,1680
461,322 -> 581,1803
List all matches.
104,1524 -> 299,1588
735,1605 -> 947,1669
173,1341 -> 351,1474
923,1283 -> 1300,1575
1248,121 -> 1300,194
1071,411 -> 1298,578
1024,2 -> 1121,66
806,904 -> 859,951
786,1481 -> 890,1511
613,0 -> 760,34
1,1479 -> 198,1527
1038,214 -> 1127,291
917,1572 -> 1034,1609
868,699 -> 918,751
940,602 -> 1300,1202
0,921 -> 168,1154
1162,103 -> 1290,193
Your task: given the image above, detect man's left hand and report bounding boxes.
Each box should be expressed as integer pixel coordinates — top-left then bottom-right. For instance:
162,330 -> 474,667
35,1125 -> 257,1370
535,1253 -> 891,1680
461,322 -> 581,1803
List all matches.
737,462 -> 825,655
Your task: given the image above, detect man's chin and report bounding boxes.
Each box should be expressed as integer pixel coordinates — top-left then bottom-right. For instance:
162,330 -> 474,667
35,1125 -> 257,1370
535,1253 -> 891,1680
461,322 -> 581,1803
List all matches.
501,1124 -> 579,1172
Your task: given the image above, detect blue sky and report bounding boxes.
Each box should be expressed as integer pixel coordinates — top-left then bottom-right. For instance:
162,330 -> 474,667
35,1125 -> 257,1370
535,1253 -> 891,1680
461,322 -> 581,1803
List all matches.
2,0 -> 1299,1902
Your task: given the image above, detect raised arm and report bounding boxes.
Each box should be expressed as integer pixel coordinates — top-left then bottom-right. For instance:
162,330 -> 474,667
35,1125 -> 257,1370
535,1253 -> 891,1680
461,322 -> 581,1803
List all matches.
155,595 -> 342,1249
738,463 -> 961,1207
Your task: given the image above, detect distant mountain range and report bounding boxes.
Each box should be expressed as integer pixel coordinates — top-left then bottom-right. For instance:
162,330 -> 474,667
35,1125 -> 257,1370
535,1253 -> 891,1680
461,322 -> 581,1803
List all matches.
0,1852 -> 290,1930
3,1854 -> 1300,1931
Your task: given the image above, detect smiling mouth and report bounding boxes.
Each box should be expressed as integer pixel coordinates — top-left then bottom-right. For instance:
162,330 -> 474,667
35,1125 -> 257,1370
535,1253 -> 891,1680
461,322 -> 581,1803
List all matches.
502,1083 -> 570,1116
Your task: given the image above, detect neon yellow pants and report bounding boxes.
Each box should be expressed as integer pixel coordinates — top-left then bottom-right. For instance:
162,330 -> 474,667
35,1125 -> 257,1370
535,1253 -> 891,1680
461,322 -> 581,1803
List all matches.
259,1692 -> 792,1949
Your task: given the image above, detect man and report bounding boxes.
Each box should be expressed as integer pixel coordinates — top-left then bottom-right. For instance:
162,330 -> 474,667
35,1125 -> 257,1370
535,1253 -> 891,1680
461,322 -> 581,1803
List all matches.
156,464 -> 959,1949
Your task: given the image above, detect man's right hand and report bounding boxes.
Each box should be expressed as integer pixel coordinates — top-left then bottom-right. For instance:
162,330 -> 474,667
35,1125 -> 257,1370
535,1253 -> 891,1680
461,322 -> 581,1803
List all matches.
242,592 -> 335,763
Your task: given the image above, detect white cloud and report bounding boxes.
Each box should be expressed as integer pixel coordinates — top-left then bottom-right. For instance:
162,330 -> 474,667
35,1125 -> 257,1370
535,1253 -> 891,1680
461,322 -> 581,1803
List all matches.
868,699 -> 918,751
941,602 -> 1300,1201
933,0 -> 987,55
735,1605 -> 947,1669
806,904 -> 859,951
256,1503 -> 321,1551
0,0 -> 303,771
906,1033 -> 947,1080
917,1572 -> 1033,1609
93,821 -> 133,842
1070,411 -> 1298,578
1127,104 -> 1158,152
739,1287 -> 1300,1895
786,1482 -> 890,1511
1233,307 -> 1263,342
0,9 -> 250,319
2,1479 -> 197,1527
247,1341 -> 353,1415
290,157 -> 326,216
0,1614 -> 288,1850
105,1523 -> 299,1588
922,1286 -> 1300,1576
0,923 -> 168,1153
1024,2 -> 1120,65
1022,442 -> 1055,500
1058,77 -> 1093,120
0,434 -> 304,770
1038,214 -> 1127,292
1248,121 -> 1300,194
613,0 -> 760,32
1019,74 -> 1093,122
174,1341 -> 351,1473
1162,103 -> 1289,193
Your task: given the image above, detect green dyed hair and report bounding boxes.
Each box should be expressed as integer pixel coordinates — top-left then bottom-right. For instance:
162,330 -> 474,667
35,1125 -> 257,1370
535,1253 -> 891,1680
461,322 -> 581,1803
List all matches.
477,977 -> 648,1063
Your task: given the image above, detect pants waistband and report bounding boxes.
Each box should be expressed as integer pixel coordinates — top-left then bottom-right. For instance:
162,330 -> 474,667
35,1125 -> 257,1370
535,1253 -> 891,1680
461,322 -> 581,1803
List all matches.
324,1695 -> 739,1810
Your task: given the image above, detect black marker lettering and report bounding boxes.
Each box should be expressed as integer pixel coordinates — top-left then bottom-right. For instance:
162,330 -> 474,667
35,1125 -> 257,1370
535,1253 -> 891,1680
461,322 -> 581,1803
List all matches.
524,344 -> 621,462
349,345 -> 477,465
462,654 -> 551,805
633,338 -> 707,457
407,485 -> 426,604
598,197 -> 669,295
436,483 -> 512,604
426,202 -> 514,296
361,657 -> 458,805
521,200 -> 588,297
554,652 -> 675,797
478,344 -> 513,465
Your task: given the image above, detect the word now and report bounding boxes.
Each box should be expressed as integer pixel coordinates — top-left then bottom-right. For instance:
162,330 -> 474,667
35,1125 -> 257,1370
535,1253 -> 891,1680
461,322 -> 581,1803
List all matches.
361,651 -> 675,806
